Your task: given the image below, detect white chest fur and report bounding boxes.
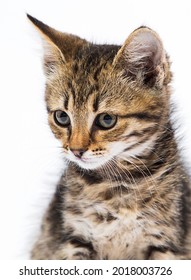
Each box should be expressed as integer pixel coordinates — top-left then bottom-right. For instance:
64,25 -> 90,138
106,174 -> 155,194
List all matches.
65,202 -> 147,259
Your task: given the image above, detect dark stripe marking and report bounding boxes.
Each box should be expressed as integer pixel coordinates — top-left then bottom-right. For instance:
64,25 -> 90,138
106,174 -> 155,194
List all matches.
93,95 -> 99,112
101,185 -> 130,200
76,169 -> 103,185
67,80 -> 76,104
64,96 -> 69,110
70,236 -> 94,252
96,211 -> 117,222
145,245 -> 168,259
123,136 -> 150,152
73,252 -> 91,259
121,112 -> 160,122
46,106 -> 51,113
123,125 -> 158,138
145,244 -> 179,259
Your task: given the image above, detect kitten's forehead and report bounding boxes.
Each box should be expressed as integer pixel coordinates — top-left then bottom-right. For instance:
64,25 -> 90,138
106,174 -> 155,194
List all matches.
63,44 -> 120,104
46,42 -> 161,115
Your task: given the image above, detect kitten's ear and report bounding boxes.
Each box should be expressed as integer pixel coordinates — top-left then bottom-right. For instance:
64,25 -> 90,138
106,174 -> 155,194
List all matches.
27,14 -> 87,75
113,27 -> 171,87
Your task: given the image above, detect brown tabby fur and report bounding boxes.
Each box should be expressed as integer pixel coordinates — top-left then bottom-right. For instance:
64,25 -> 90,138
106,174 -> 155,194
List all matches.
28,14 -> 191,259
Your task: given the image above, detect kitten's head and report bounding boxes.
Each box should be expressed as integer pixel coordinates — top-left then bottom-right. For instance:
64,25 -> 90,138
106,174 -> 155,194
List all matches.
28,15 -> 172,170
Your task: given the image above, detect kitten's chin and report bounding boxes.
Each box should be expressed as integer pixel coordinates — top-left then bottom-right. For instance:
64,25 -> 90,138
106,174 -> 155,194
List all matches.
69,157 -> 109,170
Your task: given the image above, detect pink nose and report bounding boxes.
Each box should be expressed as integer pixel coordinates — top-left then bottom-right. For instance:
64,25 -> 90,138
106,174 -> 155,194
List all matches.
71,149 -> 85,158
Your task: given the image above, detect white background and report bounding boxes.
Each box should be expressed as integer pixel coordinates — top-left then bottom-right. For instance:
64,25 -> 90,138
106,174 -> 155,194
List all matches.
0,0 -> 191,260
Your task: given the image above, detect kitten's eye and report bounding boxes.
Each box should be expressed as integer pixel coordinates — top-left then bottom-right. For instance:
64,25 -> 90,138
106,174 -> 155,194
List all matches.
95,113 -> 117,129
54,110 -> 70,127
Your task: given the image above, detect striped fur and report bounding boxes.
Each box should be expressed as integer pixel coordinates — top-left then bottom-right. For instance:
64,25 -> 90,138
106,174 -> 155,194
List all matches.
28,15 -> 191,259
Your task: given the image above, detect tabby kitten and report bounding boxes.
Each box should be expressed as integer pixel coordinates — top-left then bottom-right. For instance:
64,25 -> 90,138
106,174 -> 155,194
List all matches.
28,14 -> 191,260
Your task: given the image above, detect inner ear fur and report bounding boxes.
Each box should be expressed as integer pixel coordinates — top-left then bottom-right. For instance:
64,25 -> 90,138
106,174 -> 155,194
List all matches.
113,27 -> 171,87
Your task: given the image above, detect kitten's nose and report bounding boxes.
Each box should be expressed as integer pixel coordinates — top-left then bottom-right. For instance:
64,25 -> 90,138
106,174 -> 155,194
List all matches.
71,149 -> 85,158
